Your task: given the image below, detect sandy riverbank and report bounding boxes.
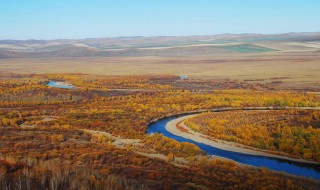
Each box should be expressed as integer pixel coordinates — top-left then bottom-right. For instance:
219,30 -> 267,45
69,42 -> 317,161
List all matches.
83,129 -> 189,167
165,114 -> 318,165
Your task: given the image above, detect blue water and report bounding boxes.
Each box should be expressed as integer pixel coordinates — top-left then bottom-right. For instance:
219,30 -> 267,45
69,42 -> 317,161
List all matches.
47,81 -> 75,89
147,115 -> 320,180
179,76 -> 187,79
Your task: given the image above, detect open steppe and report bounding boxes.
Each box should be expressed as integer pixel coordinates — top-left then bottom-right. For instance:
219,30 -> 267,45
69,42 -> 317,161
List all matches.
1,33 -> 319,90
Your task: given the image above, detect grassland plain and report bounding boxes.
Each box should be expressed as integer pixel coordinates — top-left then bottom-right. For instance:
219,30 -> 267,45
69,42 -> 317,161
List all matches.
1,34 -> 319,91
0,53 -> 319,89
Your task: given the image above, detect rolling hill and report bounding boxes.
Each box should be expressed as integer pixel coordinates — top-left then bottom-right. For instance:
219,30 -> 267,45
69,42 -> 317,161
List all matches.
0,33 -> 319,58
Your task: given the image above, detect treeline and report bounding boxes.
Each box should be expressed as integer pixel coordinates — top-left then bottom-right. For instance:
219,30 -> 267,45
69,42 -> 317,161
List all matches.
185,110 -> 320,162
45,74 -> 175,90
2,73 -> 320,108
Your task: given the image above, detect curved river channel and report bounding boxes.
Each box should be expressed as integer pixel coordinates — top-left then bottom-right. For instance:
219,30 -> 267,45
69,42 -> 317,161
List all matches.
147,112 -> 320,180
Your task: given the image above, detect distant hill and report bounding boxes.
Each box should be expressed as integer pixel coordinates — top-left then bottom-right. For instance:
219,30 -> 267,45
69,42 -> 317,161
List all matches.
0,33 -> 319,58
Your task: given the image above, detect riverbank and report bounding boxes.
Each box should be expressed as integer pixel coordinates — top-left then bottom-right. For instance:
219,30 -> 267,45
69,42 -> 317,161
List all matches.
83,129 -> 189,167
165,114 -> 319,165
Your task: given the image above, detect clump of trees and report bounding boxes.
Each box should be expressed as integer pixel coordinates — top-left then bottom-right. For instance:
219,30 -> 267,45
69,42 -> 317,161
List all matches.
141,133 -> 203,157
185,110 -> 320,162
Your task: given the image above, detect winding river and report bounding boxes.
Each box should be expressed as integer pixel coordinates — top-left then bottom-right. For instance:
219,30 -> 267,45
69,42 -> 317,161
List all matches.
147,111 -> 320,180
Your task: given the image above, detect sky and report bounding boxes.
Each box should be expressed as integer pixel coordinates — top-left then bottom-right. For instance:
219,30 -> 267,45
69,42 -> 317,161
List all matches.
1,0 -> 320,40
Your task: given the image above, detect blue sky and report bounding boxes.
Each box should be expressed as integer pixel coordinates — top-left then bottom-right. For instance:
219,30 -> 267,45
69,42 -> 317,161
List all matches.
0,0 -> 319,40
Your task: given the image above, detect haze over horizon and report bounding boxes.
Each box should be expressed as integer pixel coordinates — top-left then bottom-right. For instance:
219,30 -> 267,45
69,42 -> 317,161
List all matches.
2,32 -> 320,42
1,0 -> 320,40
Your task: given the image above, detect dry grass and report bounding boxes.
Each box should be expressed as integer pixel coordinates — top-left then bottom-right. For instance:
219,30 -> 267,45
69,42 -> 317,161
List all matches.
0,51 -> 319,89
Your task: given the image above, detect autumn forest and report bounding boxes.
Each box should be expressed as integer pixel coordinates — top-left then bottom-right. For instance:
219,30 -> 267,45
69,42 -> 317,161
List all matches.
0,72 -> 319,190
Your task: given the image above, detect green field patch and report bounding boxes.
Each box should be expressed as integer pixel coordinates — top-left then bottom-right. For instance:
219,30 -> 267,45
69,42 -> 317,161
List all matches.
221,44 -> 276,53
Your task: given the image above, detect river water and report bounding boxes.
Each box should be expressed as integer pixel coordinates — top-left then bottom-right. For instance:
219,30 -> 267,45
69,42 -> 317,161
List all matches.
47,81 -> 75,89
147,115 -> 320,180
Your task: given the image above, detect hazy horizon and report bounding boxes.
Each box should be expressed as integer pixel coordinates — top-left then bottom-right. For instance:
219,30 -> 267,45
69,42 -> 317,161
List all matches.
1,31 -> 320,41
